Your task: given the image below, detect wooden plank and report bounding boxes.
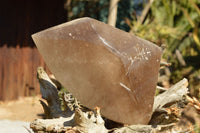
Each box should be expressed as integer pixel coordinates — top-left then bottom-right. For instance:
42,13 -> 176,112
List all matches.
0,46 -> 49,101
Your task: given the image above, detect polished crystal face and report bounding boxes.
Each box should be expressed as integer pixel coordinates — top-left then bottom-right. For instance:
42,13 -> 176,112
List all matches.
32,17 -> 162,124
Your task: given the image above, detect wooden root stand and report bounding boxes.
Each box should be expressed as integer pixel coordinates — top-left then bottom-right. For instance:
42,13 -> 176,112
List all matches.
30,67 -> 200,133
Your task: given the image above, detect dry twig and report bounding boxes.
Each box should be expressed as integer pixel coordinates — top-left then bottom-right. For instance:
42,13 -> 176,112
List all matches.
31,67 -> 195,133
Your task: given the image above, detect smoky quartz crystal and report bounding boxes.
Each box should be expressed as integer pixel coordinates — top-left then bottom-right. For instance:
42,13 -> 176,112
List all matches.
32,17 -> 162,124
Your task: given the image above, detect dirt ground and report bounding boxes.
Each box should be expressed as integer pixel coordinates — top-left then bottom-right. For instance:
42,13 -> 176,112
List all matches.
0,95 -> 44,122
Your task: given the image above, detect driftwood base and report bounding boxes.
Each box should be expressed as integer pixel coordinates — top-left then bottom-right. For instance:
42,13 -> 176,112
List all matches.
30,67 -> 200,133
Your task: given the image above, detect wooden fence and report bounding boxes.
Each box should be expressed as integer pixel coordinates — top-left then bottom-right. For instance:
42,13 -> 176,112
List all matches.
0,45 -> 49,101
0,0 -> 67,101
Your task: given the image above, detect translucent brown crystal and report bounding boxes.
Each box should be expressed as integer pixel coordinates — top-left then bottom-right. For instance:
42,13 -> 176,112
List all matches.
32,17 -> 162,125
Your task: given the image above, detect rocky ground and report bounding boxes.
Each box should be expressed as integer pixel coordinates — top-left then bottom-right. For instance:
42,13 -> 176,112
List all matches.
0,96 -> 44,133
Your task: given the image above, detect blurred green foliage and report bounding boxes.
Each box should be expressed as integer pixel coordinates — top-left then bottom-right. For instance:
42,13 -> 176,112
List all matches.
129,0 -> 200,96
65,0 -> 200,96
65,0 -> 144,31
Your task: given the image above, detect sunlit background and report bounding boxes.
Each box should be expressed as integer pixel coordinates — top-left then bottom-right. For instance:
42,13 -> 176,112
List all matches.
0,0 -> 200,132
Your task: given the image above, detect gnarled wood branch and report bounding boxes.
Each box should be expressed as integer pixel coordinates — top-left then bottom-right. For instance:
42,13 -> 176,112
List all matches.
30,67 -> 191,133
153,78 -> 189,112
